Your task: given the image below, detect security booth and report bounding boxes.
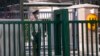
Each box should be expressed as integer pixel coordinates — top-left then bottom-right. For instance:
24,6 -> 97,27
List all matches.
67,4 -> 99,54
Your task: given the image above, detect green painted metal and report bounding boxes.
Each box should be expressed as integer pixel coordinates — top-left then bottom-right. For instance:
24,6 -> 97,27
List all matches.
1,9 -> 100,56
86,23 -> 89,56
3,24 -> 6,56
8,24 -> 11,56
23,23 -> 26,56
13,23 -> 16,56
91,23 -> 94,56
95,23 -> 98,56
28,23 -> 31,56
76,22 -> 80,56
81,23 -> 84,56
47,23 -> 52,56
70,20 -> 99,56
61,9 -> 70,56
54,9 -> 100,56
54,10 -> 62,56
54,9 -> 70,56
37,23 -> 41,56
18,24 -> 21,56
42,23 -> 46,56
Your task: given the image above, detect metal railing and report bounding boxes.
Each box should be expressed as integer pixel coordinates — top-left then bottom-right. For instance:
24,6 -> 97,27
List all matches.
54,9 -> 100,56
1,3 -> 100,56
0,3 -> 71,56
1,20 -> 55,56
69,20 -> 99,56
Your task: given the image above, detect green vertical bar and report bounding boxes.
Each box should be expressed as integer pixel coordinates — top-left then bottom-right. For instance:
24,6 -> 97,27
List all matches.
76,22 -> 80,56
37,23 -> 41,56
8,24 -> 11,56
95,21 -> 98,56
23,23 -> 26,56
35,23 -> 41,56
81,23 -> 84,56
18,23 -> 21,56
13,23 -> 16,56
3,24 -> 6,56
54,10 -> 62,56
28,23 -> 31,56
61,9 -> 70,56
91,21 -> 94,56
32,23 -> 36,56
86,22 -> 89,56
47,23 -> 52,56
42,23 -> 46,56
72,22 -> 75,56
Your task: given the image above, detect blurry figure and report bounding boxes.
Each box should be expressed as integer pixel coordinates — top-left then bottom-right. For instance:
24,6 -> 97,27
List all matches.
31,10 -> 41,56
32,31 -> 41,56
31,10 -> 39,32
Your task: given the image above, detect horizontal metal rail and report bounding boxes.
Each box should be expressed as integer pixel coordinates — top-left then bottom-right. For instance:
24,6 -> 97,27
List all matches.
0,21 -> 56,24
69,20 -> 100,23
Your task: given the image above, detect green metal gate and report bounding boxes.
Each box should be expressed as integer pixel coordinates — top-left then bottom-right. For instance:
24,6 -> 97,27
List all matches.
0,9 -> 69,56
1,9 -> 100,56
55,9 -> 100,56
1,21 -> 56,56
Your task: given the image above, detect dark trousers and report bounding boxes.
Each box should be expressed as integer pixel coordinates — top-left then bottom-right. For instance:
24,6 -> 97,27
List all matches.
32,32 -> 41,56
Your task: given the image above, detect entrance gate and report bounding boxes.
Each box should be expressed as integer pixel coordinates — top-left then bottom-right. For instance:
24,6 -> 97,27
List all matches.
55,9 -> 100,56
1,9 -> 100,56
54,9 -> 100,56
0,9 -> 69,56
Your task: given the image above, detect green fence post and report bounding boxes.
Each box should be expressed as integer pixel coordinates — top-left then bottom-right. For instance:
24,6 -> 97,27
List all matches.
61,9 -> 70,56
54,9 -> 70,56
54,10 -> 62,56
